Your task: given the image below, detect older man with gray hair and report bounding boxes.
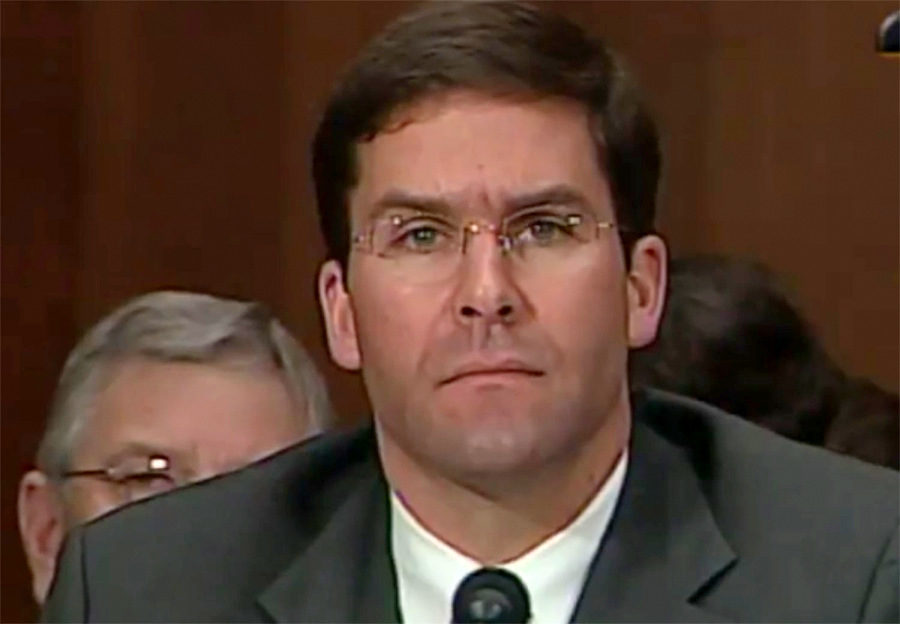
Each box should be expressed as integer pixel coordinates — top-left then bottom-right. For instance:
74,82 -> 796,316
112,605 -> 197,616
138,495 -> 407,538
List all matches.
17,290 -> 333,604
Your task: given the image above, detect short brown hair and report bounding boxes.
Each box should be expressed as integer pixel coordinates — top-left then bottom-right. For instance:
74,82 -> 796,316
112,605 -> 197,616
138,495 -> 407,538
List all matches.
312,0 -> 661,267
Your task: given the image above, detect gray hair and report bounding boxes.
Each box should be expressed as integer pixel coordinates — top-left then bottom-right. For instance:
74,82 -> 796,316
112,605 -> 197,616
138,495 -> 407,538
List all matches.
36,291 -> 334,477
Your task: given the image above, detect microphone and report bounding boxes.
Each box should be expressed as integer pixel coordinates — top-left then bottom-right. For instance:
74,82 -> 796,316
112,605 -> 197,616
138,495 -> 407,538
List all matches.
451,568 -> 531,624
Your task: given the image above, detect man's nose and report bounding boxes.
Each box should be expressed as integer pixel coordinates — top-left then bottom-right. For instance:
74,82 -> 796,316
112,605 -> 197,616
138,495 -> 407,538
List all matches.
451,231 -> 526,329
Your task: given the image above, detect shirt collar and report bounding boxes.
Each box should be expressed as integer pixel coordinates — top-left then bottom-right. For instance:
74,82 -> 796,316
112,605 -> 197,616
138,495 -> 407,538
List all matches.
390,451 -> 628,624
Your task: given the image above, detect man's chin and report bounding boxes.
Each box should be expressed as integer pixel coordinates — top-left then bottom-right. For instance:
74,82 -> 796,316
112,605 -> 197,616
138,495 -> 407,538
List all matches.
434,388 -> 542,424
422,418 -> 547,478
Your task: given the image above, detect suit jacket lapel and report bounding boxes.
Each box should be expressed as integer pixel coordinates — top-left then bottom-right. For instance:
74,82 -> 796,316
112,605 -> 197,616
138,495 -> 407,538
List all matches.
257,456 -> 399,623
257,399 -> 737,623
573,417 -> 737,623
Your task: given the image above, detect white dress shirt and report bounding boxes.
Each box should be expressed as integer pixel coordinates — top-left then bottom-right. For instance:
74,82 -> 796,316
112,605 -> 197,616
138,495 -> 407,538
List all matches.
390,452 -> 628,624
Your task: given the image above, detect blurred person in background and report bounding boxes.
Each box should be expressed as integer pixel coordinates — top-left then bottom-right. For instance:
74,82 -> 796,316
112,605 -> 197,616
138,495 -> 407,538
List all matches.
631,255 -> 898,469
826,378 -> 898,469
18,290 -> 333,604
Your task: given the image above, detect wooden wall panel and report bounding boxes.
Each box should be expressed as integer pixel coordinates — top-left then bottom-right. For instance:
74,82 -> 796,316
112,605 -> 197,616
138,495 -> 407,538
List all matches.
2,3 -> 82,622
696,2 -> 899,389
75,2 -> 288,325
2,3 -> 897,621
560,1 -> 715,253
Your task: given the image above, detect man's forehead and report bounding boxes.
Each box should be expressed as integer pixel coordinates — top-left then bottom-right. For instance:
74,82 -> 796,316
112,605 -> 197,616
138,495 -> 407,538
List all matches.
376,89 -> 589,133
358,183 -> 596,221
74,359 -> 284,465
359,90 -> 596,156
349,93 -> 608,223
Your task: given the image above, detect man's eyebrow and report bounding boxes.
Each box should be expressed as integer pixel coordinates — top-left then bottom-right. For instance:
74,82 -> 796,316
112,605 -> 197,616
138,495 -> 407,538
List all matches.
365,184 -> 592,221
371,189 -> 455,216
506,184 -> 592,211
102,442 -> 180,468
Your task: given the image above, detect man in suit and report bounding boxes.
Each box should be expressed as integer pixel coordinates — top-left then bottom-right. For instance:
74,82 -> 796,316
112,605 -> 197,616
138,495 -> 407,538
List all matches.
19,291 -> 333,605
43,2 -> 898,622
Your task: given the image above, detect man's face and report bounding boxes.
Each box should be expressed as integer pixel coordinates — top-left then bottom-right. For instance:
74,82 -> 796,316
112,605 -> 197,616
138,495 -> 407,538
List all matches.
320,92 -> 664,482
63,358 -> 305,522
19,358 -> 306,603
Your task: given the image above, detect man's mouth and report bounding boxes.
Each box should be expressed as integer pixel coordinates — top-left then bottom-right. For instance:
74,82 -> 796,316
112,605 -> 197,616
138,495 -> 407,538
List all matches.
440,359 -> 545,386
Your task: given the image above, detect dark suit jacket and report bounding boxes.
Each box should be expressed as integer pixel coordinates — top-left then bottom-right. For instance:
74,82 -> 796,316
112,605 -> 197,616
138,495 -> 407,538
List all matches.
43,390 -> 899,622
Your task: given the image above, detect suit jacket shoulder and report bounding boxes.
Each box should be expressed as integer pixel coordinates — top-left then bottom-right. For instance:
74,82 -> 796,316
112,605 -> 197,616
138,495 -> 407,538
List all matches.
635,389 -> 899,622
42,427 -> 386,623
43,392 -> 899,623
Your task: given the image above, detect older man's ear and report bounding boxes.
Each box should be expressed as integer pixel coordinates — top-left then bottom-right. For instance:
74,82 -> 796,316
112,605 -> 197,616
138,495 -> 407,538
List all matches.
18,470 -> 67,604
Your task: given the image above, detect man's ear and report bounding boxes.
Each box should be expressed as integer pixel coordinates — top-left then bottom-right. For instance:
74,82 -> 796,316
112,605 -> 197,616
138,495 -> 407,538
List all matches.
18,470 -> 68,605
318,259 -> 362,371
625,235 -> 667,349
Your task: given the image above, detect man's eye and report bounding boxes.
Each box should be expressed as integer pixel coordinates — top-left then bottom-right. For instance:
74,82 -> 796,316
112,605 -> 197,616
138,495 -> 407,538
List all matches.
530,220 -> 565,240
390,220 -> 454,253
119,472 -> 176,496
406,226 -> 440,246
513,215 -> 575,245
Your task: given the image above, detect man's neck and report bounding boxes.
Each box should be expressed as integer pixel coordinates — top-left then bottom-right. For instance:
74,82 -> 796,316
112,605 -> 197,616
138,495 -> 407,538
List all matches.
378,392 -> 631,564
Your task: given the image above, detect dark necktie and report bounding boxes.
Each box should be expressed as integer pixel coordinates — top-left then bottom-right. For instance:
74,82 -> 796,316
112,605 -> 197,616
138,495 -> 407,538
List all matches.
451,567 -> 531,623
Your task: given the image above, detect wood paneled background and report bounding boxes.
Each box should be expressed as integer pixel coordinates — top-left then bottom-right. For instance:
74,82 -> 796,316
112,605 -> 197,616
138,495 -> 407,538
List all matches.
3,2 -> 897,621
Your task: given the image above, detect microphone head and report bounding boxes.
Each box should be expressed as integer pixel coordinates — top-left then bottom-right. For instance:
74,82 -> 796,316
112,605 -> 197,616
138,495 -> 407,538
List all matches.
451,567 -> 531,624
